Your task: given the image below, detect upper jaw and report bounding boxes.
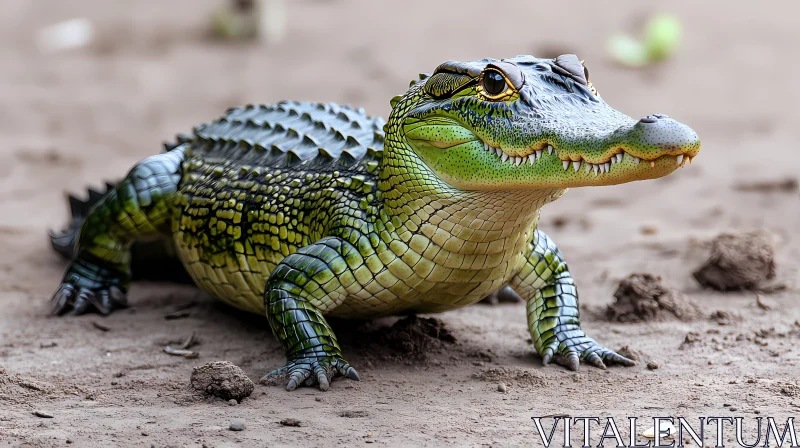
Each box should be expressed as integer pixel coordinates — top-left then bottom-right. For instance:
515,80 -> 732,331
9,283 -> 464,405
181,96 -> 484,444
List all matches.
480,139 -> 698,176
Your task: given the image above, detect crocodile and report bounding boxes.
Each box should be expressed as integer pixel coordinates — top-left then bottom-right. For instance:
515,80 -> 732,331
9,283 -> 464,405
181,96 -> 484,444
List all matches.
49,54 -> 700,391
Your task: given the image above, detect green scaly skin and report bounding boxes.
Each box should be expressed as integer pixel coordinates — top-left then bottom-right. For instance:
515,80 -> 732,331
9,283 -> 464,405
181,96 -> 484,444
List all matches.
50,54 -> 700,391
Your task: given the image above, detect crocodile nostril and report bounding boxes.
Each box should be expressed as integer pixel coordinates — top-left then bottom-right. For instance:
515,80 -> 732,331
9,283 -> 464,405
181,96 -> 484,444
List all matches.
639,114 -> 670,124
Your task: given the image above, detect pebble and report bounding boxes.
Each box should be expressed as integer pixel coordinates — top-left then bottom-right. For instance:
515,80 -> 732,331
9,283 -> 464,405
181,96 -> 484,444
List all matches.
229,419 -> 245,431
66,440 -> 73,444
280,418 -> 302,427
315,396 -> 323,402
646,361 -> 659,370
33,410 -> 54,418
729,407 -> 737,411
228,399 -> 238,406
497,383 -> 507,393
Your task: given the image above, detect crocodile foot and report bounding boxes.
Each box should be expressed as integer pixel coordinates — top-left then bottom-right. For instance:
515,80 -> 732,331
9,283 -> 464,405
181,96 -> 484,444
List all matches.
540,332 -> 635,371
51,259 -> 129,316
262,355 -> 360,392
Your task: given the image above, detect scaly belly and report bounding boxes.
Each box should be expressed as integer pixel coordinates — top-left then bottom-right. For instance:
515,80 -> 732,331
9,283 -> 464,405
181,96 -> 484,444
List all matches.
173,229 -> 275,315
172,228 -> 524,318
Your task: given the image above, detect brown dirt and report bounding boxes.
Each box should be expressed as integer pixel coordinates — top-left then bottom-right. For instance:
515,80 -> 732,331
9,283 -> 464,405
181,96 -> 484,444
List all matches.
368,315 -> 456,357
693,231 -> 778,291
3,1 -> 800,446
605,273 -> 703,322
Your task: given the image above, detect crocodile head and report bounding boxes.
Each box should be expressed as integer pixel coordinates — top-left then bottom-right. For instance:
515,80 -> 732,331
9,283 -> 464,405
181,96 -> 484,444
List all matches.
393,54 -> 700,190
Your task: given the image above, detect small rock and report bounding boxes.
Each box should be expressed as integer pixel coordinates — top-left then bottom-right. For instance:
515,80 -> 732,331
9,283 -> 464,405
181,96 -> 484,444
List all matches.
111,381 -> 119,386
693,231 -> 776,291
228,399 -> 238,406
113,372 -> 125,378
229,419 -> 245,431
729,407 -> 737,412
497,383 -> 507,393
646,361 -> 659,370
280,418 -> 302,427
40,341 -> 57,349
141,432 -> 148,436
315,396 -> 323,402
190,361 -> 254,401
339,410 -> 369,418
66,440 -> 73,444
33,410 -> 54,418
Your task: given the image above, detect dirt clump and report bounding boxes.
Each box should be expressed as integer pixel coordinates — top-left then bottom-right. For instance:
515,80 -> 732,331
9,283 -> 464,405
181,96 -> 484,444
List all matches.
190,361 -> 254,402
474,366 -> 546,387
605,273 -> 702,323
709,310 -> 742,326
615,346 -> 651,363
372,315 -> 456,356
693,231 -> 776,291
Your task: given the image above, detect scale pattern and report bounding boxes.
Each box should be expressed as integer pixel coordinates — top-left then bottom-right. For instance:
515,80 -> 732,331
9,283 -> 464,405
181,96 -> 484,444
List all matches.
175,101 -> 386,313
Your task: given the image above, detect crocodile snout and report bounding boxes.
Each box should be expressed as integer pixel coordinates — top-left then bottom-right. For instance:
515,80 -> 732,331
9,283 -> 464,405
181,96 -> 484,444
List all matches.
629,114 -> 700,156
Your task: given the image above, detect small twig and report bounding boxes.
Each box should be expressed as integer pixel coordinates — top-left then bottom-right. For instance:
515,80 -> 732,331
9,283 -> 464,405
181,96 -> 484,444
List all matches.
163,346 -> 199,359
755,294 -> 772,311
177,331 -> 198,350
164,301 -> 197,320
91,322 -> 110,332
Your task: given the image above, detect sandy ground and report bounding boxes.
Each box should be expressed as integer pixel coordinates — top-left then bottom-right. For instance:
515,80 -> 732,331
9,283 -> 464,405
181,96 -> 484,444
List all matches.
2,1 -> 800,446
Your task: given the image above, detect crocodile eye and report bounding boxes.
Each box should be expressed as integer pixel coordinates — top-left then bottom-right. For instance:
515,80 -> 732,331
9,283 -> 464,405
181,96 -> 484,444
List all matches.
482,70 -> 507,96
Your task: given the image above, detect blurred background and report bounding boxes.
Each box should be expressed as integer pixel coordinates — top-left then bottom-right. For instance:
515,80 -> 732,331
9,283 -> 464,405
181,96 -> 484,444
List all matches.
2,2 -> 800,445
1,1 -> 798,238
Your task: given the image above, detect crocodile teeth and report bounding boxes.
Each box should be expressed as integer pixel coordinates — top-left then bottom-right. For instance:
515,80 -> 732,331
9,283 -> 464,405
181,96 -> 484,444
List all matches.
501,153 -> 509,162
610,157 -> 616,165
603,162 -> 610,172
616,153 -> 624,163
632,156 -> 640,164
650,161 -> 655,167
676,154 -> 684,165
593,164 -> 599,176
572,161 -> 581,172
562,160 -> 570,170
495,147 -> 503,157
535,150 -> 543,159
528,154 -> 535,165
514,156 -> 523,166
484,142 -> 490,152
547,145 -> 553,155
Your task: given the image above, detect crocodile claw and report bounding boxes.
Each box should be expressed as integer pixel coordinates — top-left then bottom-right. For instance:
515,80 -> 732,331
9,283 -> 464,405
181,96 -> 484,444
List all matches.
261,356 -> 359,392
540,333 -> 635,371
51,260 -> 128,316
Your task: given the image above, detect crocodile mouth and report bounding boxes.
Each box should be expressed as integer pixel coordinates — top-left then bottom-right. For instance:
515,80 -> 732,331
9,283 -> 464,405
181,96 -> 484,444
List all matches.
480,141 -> 694,175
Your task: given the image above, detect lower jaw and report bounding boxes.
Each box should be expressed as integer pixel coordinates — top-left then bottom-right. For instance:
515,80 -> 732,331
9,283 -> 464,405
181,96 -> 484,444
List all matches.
561,153 -> 689,187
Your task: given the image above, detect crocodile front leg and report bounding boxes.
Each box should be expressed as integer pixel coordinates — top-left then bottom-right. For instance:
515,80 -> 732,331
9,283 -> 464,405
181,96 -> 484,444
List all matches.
263,237 -> 361,391
511,229 -> 635,370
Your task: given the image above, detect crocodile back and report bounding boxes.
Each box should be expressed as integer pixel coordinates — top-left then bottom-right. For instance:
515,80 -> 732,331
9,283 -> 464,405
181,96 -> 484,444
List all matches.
189,101 -> 386,168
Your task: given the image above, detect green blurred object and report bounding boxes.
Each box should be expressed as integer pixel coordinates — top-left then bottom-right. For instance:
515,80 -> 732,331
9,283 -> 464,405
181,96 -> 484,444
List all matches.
607,34 -> 649,68
608,13 -> 682,68
644,14 -> 682,61
210,0 -> 287,43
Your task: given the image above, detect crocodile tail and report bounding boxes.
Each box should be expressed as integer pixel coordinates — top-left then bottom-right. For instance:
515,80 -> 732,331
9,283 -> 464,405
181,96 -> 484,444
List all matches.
49,135 -> 186,258
50,183 -> 116,259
